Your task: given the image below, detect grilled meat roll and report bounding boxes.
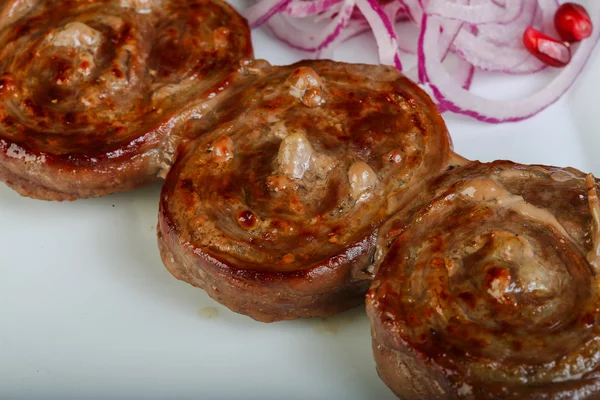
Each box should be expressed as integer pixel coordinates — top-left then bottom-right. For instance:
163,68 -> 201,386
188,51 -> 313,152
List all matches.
158,59 -> 452,322
368,160 -> 600,399
0,0 -> 252,200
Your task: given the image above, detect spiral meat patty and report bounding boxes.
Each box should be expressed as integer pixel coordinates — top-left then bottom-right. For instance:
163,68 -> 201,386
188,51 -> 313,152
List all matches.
368,160 -> 600,399
158,59 -> 452,322
0,0 -> 252,200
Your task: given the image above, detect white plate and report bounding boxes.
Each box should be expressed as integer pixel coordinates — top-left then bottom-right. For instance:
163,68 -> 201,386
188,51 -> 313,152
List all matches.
1,3 -> 599,399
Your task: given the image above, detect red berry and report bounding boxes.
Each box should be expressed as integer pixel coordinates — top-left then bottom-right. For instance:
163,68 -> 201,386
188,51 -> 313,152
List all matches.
523,27 -> 571,68
554,3 -> 593,42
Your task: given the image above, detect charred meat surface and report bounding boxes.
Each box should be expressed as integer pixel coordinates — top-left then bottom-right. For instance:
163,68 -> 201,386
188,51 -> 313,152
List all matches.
368,160 -> 600,399
158,59 -> 452,322
0,0 -> 252,200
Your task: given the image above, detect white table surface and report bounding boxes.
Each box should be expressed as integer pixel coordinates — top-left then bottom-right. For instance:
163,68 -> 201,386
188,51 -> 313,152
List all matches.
1,1 -> 599,399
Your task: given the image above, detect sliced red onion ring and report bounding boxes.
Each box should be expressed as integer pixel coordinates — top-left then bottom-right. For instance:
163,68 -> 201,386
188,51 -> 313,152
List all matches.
382,0 -> 406,20
538,0 -> 561,33
419,13 -> 465,82
394,22 -> 420,54
439,19 -> 465,59
426,0 -> 525,25
335,19 -> 371,42
282,0 -> 344,17
418,10 -> 600,122
476,0 -> 539,45
453,28 -> 546,73
266,0 -> 356,53
245,0 -> 293,28
245,0 -> 599,123
356,0 -> 403,69
446,54 -> 476,90
398,0 -> 424,24
313,5 -> 344,22
449,0 -> 547,73
406,54 -> 474,114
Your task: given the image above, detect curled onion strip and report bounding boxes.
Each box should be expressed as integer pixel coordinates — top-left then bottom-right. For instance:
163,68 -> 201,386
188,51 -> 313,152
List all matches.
266,0 -> 356,53
356,0 -> 402,69
245,0 -> 600,123
282,0 -> 344,17
245,0 -> 293,28
418,8 -> 600,122
426,0 -> 525,24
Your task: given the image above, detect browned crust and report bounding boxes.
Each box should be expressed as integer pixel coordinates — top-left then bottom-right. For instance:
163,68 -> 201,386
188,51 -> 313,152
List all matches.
369,334 -> 451,399
0,158 -> 74,201
369,319 -> 600,400
0,0 -> 252,200
367,160 -> 600,399
0,134 -> 162,200
157,59 -> 452,322
158,205 -> 373,322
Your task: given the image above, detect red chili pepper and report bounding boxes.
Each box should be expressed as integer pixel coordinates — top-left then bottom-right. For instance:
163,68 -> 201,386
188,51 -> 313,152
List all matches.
523,27 -> 571,68
554,3 -> 593,42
